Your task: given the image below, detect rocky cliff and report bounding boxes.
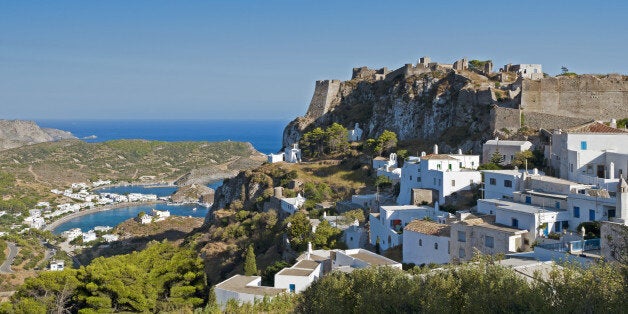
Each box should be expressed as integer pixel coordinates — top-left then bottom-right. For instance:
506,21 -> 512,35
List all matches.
171,184 -> 215,204
283,69 -> 503,154
0,120 -> 75,150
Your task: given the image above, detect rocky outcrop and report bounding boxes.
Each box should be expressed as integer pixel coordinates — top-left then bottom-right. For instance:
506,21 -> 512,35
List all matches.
283,71 -> 499,153
171,184 -> 215,204
0,120 -> 75,150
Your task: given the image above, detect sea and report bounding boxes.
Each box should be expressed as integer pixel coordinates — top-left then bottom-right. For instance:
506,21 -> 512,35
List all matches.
35,119 -> 290,155
38,119 -> 289,234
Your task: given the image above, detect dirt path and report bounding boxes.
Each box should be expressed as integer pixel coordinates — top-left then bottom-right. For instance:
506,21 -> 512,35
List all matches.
27,165 -> 40,182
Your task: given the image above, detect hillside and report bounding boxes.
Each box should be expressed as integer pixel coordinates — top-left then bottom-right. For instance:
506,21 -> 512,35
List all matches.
0,120 -> 75,150
283,59 -> 628,155
0,139 -> 265,187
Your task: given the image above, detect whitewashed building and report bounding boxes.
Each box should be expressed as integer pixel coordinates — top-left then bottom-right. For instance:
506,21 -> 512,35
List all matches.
397,146 -> 481,205
49,260 -> 65,271
214,275 -> 286,309
82,231 -> 97,243
23,216 -> 45,229
374,153 -> 402,183
403,220 -> 451,265
549,121 -> 628,185
151,209 -> 170,221
280,194 -> 306,215
102,234 -> 119,243
284,144 -> 302,163
369,204 -> 446,251
274,259 -> 322,293
267,153 -> 285,163
482,138 -> 533,165
62,228 -> 83,241
348,123 -> 363,142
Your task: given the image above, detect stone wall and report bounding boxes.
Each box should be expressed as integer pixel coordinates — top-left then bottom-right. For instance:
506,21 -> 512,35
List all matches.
523,111 -> 592,130
521,75 -> 628,120
491,106 -> 520,132
305,80 -> 341,118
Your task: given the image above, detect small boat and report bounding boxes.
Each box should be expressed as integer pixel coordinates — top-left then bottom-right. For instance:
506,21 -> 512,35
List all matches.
192,207 -> 197,211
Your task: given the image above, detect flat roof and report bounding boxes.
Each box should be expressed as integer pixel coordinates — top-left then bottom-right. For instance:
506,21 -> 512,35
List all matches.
293,259 -> 320,270
480,199 -> 560,214
474,222 -> 528,234
276,268 -> 315,277
421,154 -> 458,161
347,251 -> 398,266
215,275 -> 285,296
380,205 -> 432,211
484,140 -> 531,146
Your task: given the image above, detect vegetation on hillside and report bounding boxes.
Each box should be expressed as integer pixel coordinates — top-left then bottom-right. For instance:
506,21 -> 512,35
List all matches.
2,241 -> 206,313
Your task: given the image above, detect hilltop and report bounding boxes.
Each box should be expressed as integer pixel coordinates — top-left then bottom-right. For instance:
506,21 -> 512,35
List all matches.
0,120 -> 75,150
283,57 -> 628,154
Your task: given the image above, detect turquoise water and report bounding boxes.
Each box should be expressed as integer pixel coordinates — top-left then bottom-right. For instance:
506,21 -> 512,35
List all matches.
52,203 -> 207,234
52,184 -> 220,234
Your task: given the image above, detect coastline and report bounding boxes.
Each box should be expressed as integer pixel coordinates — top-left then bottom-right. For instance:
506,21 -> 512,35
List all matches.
43,200 -> 164,232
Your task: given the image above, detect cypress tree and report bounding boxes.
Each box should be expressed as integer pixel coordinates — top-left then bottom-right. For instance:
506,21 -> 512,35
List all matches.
244,244 -> 257,276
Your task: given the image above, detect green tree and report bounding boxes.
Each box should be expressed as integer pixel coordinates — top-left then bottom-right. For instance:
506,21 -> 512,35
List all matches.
377,130 -> 398,156
244,244 -> 258,276
325,123 -> 349,155
341,209 -> 365,225
512,150 -> 533,167
313,220 -> 342,249
286,212 -> 313,252
300,127 -> 326,158
490,150 -> 503,164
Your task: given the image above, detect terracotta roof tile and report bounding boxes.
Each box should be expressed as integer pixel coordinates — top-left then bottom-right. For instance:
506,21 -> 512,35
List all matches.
566,121 -> 628,134
404,220 -> 450,236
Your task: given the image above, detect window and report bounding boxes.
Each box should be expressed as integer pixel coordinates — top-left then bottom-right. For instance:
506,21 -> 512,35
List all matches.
448,164 -> 452,170
448,241 -> 450,254
289,284 -> 296,293
554,222 -> 562,233
470,179 -> 474,185
570,163 -> 574,173
608,209 -> 616,218
504,180 -> 512,188
451,180 -> 456,187
459,248 -> 466,259
489,178 -> 496,185
419,239 -> 422,246
512,218 -> 519,228
485,236 -> 494,248
417,177 -> 421,182
581,141 -> 587,150
555,202 -> 560,209
574,206 -> 580,218
525,196 -> 531,204
410,176 -> 412,181
459,162 -> 463,168
434,243 -> 438,250
437,164 -> 442,170
434,178 -> 437,185
458,231 -> 466,242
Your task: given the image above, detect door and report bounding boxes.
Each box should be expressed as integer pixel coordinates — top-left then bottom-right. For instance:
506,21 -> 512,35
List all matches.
589,209 -> 595,221
597,165 -> 605,178
289,284 -> 296,293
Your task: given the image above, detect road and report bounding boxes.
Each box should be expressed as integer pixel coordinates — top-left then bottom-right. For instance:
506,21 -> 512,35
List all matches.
0,242 -> 18,274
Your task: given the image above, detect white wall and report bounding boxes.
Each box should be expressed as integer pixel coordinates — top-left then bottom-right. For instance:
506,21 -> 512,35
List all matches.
274,272 -> 317,293
402,231 -> 450,265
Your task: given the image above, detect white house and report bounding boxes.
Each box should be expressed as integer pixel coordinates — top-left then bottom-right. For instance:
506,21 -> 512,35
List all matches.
151,209 -> 170,221
403,220 -> 451,265
343,225 -> 367,249
49,260 -> 65,271
280,194 -> 306,215
482,138 -> 533,165
138,214 -> 153,224
397,146 -> 481,205
284,144 -> 302,163
476,199 -> 570,240
369,204 -> 444,251
62,228 -> 83,242
505,64 -> 543,79
332,248 -> 401,270
82,231 -> 97,243
274,259 -> 322,293
267,152 -> 285,163
549,121 -> 628,184
482,169 -> 532,200
94,226 -> 112,232
450,214 -> 529,262
23,216 -> 45,229
102,234 -> 119,243
374,153 -> 402,183
214,275 -> 286,309
348,123 -> 363,142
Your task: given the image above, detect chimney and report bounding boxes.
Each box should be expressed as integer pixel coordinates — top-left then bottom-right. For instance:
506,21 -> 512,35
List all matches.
457,148 -> 462,155
433,144 -> 439,155
609,162 -> 615,179
307,242 -> 312,260
610,118 -> 617,128
533,168 -> 539,175
274,187 -> 283,198
421,151 -> 426,157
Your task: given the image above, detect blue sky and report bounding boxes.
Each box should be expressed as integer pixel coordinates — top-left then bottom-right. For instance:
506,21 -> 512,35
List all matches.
1,1 -> 626,120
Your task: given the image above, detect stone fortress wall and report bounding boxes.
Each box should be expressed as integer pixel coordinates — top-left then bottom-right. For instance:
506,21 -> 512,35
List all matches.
521,75 -> 628,125
305,80 -> 341,118
303,55 -> 627,135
